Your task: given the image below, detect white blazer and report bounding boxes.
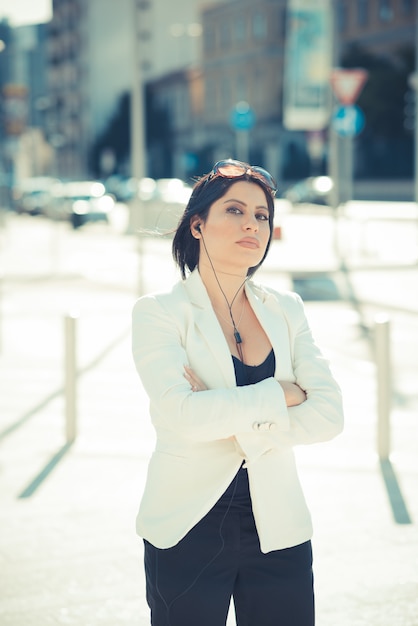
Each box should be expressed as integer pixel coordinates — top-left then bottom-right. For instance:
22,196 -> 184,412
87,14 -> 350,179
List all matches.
132,269 -> 343,553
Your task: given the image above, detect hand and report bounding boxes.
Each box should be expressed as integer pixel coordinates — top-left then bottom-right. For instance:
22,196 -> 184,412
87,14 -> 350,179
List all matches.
278,381 -> 307,407
183,365 -> 208,392
184,366 -> 235,442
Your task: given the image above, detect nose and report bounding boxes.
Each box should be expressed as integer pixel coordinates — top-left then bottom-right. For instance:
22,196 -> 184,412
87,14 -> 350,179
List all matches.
243,213 -> 259,231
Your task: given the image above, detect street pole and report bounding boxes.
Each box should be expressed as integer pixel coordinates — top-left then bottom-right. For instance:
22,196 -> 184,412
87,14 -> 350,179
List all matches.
130,0 -> 148,296
131,1 -> 146,185
415,8 -> 418,207
235,130 -> 250,163
328,0 -> 342,265
341,135 -> 353,204
230,102 -> 254,162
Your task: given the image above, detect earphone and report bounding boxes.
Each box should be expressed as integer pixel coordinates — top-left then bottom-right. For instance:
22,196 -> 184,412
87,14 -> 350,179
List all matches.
196,223 -> 246,348
154,469 -> 240,625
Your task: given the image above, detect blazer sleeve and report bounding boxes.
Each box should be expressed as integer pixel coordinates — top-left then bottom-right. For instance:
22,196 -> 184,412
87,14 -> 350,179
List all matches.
277,292 -> 344,446
131,294 -> 290,444
231,291 -> 343,459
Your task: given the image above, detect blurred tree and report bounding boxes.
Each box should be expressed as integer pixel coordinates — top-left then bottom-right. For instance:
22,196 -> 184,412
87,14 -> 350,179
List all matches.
90,86 -> 174,179
89,92 -> 131,178
144,85 -> 173,179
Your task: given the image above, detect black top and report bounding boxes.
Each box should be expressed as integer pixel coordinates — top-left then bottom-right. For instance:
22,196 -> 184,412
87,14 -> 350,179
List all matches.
232,348 -> 275,386
216,348 -> 277,511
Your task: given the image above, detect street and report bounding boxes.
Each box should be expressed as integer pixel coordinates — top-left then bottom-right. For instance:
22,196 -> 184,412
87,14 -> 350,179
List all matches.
1,206 -> 417,482
2,204 -> 418,427
0,206 -> 417,625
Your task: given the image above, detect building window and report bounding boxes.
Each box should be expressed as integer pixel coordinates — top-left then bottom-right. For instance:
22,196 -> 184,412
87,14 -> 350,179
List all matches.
357,0 -> 368,26
206,77 -> 216,114
280,8 -> 286,39
253,69 -> 264,108
379,0 -> 393,21
221,74 -> 231,110
402,0 -> 413,13
337,1 -> 348,33
204,25 -> 215,53
139,29 -> 151,41
137,1 -> 151,10
235,73 -> 247,102
176,87 -> 189,127
219,21 -> 230,49
234,17 -> 246,43
252,12 -> 267,39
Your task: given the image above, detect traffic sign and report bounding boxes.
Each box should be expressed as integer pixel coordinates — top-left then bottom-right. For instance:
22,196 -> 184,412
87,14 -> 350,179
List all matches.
230,101 -> 255,131
330,68 -> 368,106
332,105 -> 365,137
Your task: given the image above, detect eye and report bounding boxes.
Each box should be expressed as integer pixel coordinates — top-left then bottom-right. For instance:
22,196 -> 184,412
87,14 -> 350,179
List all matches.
256,213 -> 269,221
226,206 -> 243,215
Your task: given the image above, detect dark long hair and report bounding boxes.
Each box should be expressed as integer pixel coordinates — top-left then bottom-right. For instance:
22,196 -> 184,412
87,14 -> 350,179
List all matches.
172,171 -> 275,279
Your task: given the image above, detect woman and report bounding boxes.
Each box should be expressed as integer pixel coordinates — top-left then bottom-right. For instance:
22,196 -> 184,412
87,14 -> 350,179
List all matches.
132,159 -> 344,626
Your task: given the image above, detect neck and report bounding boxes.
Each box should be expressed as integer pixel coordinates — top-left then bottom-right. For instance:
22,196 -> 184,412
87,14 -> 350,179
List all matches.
198,261 -> 248,310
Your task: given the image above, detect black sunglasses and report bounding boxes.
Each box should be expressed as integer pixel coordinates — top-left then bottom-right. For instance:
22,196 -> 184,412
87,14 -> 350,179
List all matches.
206,159 -> 277,196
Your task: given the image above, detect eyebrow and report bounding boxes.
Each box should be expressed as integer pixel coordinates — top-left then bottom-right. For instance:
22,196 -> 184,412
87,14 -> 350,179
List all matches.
223,198 -> 269,211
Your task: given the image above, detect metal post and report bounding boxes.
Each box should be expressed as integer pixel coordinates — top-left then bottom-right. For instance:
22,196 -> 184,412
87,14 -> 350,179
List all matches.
341,135 -> 354,204
375,314 -> 391,460
235,130 -> 250,163
65,312 -> 78,443
0,272 -> 3,354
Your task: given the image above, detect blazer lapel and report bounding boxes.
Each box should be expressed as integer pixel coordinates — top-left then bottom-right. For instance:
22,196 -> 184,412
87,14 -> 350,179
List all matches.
245,281 -> 292,378
183,270 -> 237,386
183,271 -> 292,384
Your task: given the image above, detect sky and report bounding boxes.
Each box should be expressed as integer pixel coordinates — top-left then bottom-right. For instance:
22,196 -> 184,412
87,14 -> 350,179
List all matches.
0,0 -> 52,26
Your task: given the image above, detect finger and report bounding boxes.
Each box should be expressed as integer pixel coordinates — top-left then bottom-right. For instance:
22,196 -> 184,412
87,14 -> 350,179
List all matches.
183,366 -> 207,391
183,372 -> 199,393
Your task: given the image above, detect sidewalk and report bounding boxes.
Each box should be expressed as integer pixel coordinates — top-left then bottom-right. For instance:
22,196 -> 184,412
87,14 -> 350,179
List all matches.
0,215 -> 417,625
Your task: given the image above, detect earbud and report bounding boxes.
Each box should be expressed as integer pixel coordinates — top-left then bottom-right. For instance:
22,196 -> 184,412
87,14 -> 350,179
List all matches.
196,224 -> 201,233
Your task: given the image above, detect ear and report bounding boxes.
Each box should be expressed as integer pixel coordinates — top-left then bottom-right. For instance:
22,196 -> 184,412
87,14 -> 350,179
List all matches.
190,218 -> 201,238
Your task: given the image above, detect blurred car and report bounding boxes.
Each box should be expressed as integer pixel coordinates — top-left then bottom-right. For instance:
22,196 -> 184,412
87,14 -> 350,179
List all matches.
284,176 -> 333,206
129,177 -> 193,231
45,180 -> 115,228
153,178 -> 193,205
12,177 -> 60,215
132,177 -> 193,203
104,175 -> 138,202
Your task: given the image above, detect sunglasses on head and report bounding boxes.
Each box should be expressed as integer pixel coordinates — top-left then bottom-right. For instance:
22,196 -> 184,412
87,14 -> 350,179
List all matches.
206,159 -> 277,196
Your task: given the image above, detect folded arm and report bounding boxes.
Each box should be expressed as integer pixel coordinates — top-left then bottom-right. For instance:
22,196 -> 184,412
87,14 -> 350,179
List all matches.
132,292 -> 343,459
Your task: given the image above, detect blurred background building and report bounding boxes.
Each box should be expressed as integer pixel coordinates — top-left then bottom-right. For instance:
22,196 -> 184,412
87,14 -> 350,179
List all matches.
0,0 -> 416,197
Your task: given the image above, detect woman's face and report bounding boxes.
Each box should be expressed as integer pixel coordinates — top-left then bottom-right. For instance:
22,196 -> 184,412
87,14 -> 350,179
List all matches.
195,180 -> 271,275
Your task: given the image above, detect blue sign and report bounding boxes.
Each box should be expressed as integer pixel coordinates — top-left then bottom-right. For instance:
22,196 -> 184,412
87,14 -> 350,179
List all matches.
230,102 -> 255,131
332,105 -> 365,137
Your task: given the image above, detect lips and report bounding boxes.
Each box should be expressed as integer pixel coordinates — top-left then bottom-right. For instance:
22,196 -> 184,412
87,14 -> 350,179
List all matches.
236,238 -> 260,249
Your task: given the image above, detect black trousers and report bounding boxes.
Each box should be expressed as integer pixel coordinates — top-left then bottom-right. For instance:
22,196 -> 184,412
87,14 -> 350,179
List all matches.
144,467 -> 314,626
